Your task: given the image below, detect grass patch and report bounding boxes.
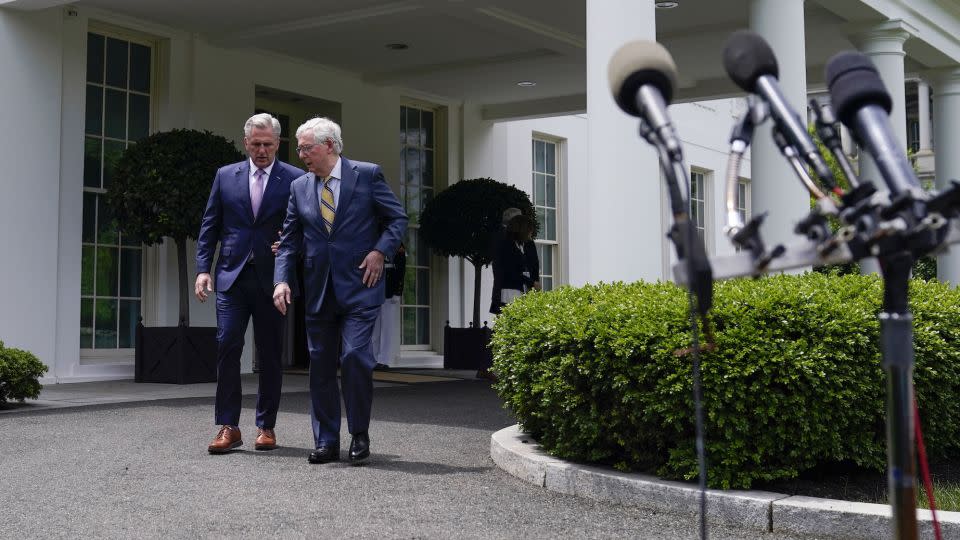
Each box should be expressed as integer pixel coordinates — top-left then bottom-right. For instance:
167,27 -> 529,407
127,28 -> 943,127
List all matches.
919,480 -> 960,512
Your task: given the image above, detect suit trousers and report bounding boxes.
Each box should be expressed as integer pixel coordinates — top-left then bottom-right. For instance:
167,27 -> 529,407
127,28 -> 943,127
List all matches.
305,275 -> 381,446
214,263 -> 284,428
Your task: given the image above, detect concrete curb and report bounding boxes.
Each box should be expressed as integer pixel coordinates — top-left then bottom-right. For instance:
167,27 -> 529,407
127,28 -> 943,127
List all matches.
491,424 -> 960,539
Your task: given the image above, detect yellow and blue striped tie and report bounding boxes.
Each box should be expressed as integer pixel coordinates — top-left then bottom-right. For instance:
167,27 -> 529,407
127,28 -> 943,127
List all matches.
320,175 -> 336,233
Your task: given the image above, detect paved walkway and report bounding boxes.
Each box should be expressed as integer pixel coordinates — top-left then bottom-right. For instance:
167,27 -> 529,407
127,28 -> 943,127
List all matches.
1,372 -> 809,539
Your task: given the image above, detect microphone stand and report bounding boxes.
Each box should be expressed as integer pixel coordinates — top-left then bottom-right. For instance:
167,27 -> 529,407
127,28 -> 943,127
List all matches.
692,98 -> 960,540
638,115 -> 711,540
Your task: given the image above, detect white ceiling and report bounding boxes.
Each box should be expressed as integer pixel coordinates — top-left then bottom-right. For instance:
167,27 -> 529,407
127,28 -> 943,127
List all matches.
6,0 -> 958,109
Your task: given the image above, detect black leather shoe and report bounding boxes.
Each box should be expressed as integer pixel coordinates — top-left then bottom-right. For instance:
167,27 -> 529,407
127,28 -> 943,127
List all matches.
308,444 -> 340,464
349,432 -> 370,464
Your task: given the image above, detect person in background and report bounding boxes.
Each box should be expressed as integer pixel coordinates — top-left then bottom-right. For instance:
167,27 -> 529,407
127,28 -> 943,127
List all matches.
490,208 -> 541,316
372,243 -> 406,371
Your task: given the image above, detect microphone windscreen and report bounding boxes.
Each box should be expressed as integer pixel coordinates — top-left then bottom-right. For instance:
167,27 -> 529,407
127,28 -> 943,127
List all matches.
608,40 -> 678,117
722,30 -> 778,92
825,51 -> 892,126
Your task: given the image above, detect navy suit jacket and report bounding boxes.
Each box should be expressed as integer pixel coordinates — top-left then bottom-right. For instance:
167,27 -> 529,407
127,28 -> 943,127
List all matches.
196,159 -> 305,295
274,157 -> 408,314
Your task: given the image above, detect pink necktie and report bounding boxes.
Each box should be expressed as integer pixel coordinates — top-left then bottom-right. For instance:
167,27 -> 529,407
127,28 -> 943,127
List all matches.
251,168 -> 265,217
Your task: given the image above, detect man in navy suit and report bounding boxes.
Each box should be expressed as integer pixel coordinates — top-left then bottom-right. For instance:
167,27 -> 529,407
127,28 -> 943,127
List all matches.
273,117 -> 407,465
195,113 -> 305,454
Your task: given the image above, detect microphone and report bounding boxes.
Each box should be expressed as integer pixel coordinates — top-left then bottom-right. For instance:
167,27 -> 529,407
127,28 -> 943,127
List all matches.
722,30 -> 835,185
608,40 -> 682,161
825,51 -> 921,197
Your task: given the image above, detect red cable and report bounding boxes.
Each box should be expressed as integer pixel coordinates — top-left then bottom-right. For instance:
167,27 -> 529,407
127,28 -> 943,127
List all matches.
914,396 -> 942,540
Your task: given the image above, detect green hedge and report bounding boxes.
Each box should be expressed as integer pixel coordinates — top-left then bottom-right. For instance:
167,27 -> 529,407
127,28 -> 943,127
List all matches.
491,273 -> 960,489
0,341 -> 47,405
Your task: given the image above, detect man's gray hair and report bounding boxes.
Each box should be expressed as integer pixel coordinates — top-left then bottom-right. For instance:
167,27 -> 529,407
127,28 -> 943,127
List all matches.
296,117 -> 343,155
244,113 -> 281,138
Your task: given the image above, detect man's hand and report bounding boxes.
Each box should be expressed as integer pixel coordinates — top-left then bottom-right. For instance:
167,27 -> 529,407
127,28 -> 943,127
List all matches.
359,250 -> 385,288
271,229 -> 282,256
273,282 -> 292,315
532,281 -> 542,291
195,273 -> 213,302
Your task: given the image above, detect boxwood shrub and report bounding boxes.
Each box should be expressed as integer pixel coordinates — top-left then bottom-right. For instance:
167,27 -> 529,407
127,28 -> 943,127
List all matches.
0,341 -> 48,405
491,273 -> 960,489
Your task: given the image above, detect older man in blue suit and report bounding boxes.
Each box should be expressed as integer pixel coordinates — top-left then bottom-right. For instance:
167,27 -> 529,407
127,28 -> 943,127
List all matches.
195,113 -> 305,454
273,117 -> 407,465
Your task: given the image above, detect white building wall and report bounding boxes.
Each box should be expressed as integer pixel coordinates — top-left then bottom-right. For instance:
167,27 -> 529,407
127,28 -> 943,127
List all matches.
0,8 -> 67,379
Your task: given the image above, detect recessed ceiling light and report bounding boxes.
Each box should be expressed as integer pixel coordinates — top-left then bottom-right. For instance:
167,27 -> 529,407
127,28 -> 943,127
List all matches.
385,43 -> 409,50
517,81 -> 537,87
655,1 -> 679,8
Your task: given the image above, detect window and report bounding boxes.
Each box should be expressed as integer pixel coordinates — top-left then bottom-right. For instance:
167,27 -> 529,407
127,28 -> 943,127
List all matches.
689,170 -> 707,242
908,120 -> 920,153
400,105 -> 435,347
81,32 -> 152,349
737,178 -> 751,224
532,138 -> 560,291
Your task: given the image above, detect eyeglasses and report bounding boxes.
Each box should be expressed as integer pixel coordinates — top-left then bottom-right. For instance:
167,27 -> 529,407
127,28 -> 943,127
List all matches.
296,141 -> 327,154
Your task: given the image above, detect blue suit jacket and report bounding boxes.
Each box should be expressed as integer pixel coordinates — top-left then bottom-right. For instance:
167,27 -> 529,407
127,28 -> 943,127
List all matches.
196,159 -> 305,295
274,157 -> 408,314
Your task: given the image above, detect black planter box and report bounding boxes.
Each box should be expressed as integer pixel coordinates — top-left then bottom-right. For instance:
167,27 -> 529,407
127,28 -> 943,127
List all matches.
135,323 -> 218,384
443,324 -> 493,370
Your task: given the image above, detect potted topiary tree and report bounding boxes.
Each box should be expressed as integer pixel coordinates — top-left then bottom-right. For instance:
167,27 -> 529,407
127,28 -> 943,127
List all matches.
105,129 -> 243,383
419,178 -> 535,369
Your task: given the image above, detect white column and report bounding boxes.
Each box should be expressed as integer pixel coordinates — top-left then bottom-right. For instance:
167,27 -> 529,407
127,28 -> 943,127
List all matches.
852,21 -> 911,274
748,0 -> 811,251
929,68 -> 960,285
585,0 -> 661,283
917,79 -> 933,154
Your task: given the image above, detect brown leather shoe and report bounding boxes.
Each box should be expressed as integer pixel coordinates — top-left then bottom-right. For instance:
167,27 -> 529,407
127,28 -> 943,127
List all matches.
207,426 -> 242,454
254,428 -> 277,451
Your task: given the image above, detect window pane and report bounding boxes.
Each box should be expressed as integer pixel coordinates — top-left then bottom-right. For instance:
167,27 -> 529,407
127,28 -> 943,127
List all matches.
423,149 -> 433,187
86,33 -> 104,84
535,140 -> 546,172
129,43 -> 151,93
83,138 -> 102,189
104,89 -> 127,139
399,108 -> 406,144
81,246 -> 95,295
405,185 -> 420,222
80,298 -> 93,348
120,229 -> 141,247
546,176 -> 556,207
85,85 -> 103,136
546,209 -> 556,241
534,173 -> 546,206
94,298 -> 118,348
417,307 -> 430,345
120,248 -> 141,297
545,142 -> 556,174
102,139 -> 126,190
83,191 -> 96,242
540,245 -> 553,274
417,268 -> 430,305
96,195 -> 118,245
96,246 -> 118,296
404,148 -> 420,185
423,110 -> 434,148
402,270 -> 416,305
542,277 -> 553,291
128,93 -> 149,141
405,107 -> 420,146
402,307 -> 416,344
105,38 -> 128,88
535,208 -> 545,237
416,230 -> 430,267
118,299 -> 140,348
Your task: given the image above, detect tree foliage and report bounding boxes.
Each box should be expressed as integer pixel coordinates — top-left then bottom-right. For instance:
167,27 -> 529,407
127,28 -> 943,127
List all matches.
419,178 -> 536,268
105,129 -> 243,247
